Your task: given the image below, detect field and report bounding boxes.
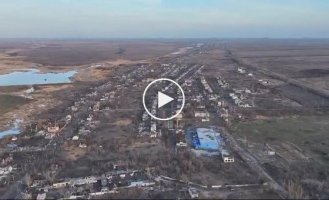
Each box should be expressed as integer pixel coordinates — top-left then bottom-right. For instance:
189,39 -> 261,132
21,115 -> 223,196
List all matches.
228,39 -> 329,96
233,116 -> 329,165
0,39 -> 182,67
0,94 -> 30,115
224,40 -> 329,166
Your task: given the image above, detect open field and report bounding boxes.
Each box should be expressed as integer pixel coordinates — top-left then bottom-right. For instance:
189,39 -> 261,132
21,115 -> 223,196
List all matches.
233,116 -> 329,165
233,115 -> 329,198
228,39 -> 329,96
0,94 -> 30,115
0,39 -> 183,67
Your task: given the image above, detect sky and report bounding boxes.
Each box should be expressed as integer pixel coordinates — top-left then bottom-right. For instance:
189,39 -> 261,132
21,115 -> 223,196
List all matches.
0,0 -> 329,38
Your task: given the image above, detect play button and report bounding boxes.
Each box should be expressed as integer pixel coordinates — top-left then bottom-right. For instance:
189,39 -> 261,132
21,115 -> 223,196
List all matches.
158,91 -> 174,109
143,78 -> 185,121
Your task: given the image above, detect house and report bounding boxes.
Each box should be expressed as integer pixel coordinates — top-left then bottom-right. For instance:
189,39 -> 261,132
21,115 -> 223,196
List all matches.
30,179 -> 47,188
194,111 -> 210,118
72,135 -> 79,141
93,102 -> 100,111
218,101 -> 225,107
1,155 -> 13,165
150,122 -> 157,133
47,126 -> 59,133
188,187 -> 199,199
176,113 -> 183,119
70,176 -> 98,185
26,87 -> 35,94
221,149 -> 234,163
238,68 -> 246,74
66,115 -> 72,122
143,78 -> 155,83
0,166 -> 13,176
113,164 -> 126,171
176,129 -> 187,147
53,181 -> 69,188
129,181 -> 155,188
220,108 -> 229,118
223,156 -> 234,163
71,106 -> 78,112
36,193 -> 46,200
184,79 -> 193,86
201,118 -> 210,122
79,143 -> 87,148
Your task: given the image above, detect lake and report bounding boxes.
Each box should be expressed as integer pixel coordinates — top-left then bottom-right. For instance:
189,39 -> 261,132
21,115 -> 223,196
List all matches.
0,69 -> 77,86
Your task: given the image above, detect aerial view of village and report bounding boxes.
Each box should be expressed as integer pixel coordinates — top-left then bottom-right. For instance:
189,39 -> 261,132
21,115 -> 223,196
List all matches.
0,1 -> 329,199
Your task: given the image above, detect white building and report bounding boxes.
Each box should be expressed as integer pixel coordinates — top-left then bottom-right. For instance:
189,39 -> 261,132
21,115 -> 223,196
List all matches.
36,193 -> 46,200
53,181 -> 69,188
188,187 -> 199,199
238,68 -> 246,74
72,135 -> 79,141
129,181 -> 155,188
221,149 -> 234,163
26,87 -> 35,94
195,111 -> 210,118
47,126 -> 59,133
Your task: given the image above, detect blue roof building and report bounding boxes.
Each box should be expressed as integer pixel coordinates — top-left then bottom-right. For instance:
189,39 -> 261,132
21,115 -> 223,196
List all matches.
194,128 -> 221,151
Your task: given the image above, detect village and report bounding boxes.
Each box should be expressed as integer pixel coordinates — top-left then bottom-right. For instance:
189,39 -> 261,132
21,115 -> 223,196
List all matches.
0,42 -> 328,199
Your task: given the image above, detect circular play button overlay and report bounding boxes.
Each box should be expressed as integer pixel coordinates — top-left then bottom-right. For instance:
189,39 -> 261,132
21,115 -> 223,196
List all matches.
142,78 -> 185,121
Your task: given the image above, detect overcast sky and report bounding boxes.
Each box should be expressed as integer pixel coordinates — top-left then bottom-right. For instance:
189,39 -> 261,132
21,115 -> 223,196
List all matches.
0,0 -> 329,38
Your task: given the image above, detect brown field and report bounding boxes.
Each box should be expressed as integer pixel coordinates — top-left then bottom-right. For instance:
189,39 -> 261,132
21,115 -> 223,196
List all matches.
0,94 -> 30,115
0,39 -> 183,67
227,39 -> 329,95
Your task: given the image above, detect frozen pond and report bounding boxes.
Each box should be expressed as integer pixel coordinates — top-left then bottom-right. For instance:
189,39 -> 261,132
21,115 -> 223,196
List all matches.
0,119 -> 22,139
0,69 -> 77,86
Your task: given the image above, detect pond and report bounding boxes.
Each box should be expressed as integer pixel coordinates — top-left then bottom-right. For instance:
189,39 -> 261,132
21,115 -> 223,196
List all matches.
0,69 -> 77,86
0,119 -> 22,139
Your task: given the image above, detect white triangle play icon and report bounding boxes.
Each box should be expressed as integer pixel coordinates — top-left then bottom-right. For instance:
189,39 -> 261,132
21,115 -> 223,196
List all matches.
158,91 -> 174,109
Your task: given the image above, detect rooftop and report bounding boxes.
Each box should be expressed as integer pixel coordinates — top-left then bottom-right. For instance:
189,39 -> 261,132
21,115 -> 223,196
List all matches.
194,128 -> 221,151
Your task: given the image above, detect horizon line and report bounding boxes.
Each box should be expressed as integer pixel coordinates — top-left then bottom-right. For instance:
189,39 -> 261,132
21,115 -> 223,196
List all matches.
1,37 -> 329,40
